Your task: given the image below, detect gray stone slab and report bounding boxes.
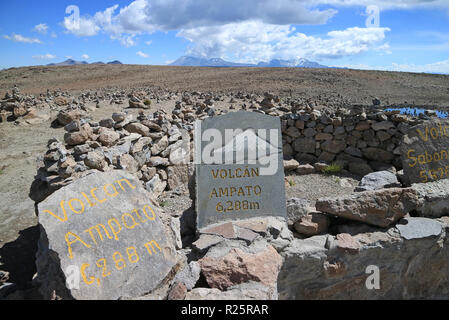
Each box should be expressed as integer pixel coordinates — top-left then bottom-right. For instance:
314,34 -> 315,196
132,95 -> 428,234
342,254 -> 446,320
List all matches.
400,119 -> 449,184
36,170 -> 176,300
396,217 -> 442,240
195,111 -> 286,229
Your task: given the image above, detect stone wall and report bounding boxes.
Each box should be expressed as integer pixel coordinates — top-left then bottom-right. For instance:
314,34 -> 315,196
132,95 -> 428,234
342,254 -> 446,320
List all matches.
280,106 -> 436,176
279,216 -> 449,299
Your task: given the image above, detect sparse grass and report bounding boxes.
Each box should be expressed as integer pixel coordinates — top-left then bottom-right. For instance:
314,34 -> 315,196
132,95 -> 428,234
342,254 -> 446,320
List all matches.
288,179 -> 296,186
160,200 -> 169,208
322,163 -> 343,175
143,99 -> 152,106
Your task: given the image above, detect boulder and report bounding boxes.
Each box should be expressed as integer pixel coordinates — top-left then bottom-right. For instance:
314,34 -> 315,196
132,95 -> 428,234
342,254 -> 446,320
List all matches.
315,188 -> 419,227
118,154 -> 139,173
412,179 -> 449,218
98,128 -> 120,147
35,171 -> 176,300
125,123 -> 150,137
294,213 -> 330,236
57,109 -> 85,126
64,123 -> 92,146
296,164 -> 315,175
145,174 -> 167,198
283,159 -> 299,171
84,151 -> 107,171
355,170 -> 401,192
198,241 -> 282,291
151,136 -> 169,156
286,198 -> 315,227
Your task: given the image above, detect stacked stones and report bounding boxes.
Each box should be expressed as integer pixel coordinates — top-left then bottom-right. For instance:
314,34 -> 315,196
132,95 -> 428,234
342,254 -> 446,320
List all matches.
281,107 -> 429,176
0,86 -> 52,124
34,112 -> 191,201
33,90 -> 443,207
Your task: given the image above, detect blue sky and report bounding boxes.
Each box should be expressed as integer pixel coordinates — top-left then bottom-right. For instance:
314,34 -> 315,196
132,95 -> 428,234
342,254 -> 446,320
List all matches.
1,0 -> 449,73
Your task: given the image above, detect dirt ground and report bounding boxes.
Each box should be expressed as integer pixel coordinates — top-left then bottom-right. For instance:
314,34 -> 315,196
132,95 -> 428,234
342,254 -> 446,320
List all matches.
1,64 -> 449,109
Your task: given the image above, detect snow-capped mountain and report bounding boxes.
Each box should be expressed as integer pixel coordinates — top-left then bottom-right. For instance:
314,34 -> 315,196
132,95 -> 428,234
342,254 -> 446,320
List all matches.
170,56 -> 328,68
256,58 -> 327,68
169,56 -> 253,67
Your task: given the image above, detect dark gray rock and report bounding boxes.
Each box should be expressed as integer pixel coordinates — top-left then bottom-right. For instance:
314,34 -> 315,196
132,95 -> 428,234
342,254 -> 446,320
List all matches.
172,261 -> 201,290
400,119 -> 449,184
35,170 -> 176,300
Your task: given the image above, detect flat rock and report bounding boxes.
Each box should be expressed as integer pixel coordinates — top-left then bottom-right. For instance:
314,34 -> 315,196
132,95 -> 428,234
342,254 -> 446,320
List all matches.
396,217 -> 442,240
192,234 -> 224,252
316,188 -> 419,227
201,222 -> 236,239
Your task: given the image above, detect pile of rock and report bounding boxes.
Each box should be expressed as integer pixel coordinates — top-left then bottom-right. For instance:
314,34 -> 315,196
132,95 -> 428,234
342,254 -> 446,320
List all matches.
0,86 -> 51,124
32,110 -> 198,202
26,99 -> 449,300
281,107 -> 435,176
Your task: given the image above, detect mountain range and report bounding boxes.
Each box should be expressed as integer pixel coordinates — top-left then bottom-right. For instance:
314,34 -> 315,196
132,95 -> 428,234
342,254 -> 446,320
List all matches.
169,56 -> 328,68
45,56 -> 328,69
47,59 -> 123,66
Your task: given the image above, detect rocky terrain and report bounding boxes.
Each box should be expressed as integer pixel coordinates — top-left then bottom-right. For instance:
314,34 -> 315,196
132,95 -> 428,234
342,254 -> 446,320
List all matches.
1,64 -> 449,108
1,64 -> 449,300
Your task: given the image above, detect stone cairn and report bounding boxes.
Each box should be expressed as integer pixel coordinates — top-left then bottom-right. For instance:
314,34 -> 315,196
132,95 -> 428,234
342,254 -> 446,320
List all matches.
25,89 -> 449,300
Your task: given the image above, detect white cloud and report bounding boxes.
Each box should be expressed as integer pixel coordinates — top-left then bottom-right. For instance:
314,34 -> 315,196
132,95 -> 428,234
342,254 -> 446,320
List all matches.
111,34 -> 137,47
62,0 -> 449,41
81,54 -> 90,59
58,0 -> 442,61
32,53 -> 56,60
3,33 -> 42,44
178,22 -> 390,63
62,0 -> 337,45
137,51 -> 149,58
51,32 -> 57,38
334,59 -> 449,74
33,23 -> 48,34
309,0 -> 449,10
145,40 -> 152,45
63,15 -> 100,36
